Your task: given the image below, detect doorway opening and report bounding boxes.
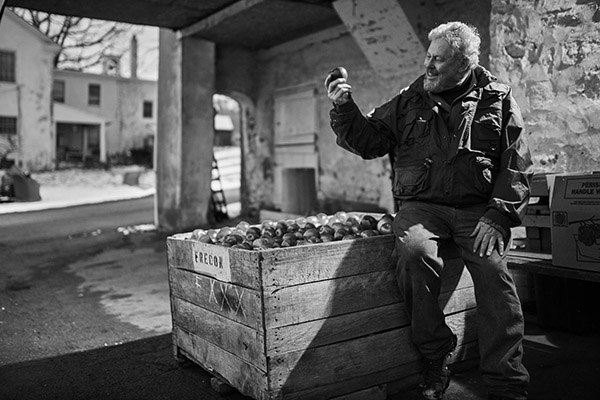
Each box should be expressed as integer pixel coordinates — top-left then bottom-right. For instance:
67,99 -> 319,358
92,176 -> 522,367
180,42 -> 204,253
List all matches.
212,94 -> 241,219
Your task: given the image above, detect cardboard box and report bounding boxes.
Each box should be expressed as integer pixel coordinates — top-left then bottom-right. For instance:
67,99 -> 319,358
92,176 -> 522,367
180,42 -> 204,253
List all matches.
167,227 -> 479,399
550,173 -> 600,271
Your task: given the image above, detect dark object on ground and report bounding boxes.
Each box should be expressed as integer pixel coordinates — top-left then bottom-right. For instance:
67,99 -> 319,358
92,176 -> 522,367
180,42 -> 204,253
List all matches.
1,165 -> 41,202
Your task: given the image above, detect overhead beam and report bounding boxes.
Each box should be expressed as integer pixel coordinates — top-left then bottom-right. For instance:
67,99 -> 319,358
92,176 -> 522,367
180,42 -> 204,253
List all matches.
0,0 -> 6,21
179,0 -> 265,38
333,0 -> 427,88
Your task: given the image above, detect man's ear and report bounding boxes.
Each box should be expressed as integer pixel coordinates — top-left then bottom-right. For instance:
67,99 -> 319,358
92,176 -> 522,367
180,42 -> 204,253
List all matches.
458,58 -> 470,72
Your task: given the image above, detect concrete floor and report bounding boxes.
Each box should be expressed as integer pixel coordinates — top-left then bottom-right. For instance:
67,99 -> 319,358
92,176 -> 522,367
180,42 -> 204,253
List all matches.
394,323 -> 600,400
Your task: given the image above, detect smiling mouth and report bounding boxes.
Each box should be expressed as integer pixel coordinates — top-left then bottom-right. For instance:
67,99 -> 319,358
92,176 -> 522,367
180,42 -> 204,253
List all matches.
426,70 -> 438,79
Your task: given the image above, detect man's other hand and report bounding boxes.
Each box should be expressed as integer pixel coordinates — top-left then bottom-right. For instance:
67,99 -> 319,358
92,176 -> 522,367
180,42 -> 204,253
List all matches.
470,220 -> 505,258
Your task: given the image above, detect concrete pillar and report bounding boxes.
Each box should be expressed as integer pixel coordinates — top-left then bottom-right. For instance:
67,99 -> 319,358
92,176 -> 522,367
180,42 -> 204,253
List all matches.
156,29 -> 215,232
333,0 -> 428,90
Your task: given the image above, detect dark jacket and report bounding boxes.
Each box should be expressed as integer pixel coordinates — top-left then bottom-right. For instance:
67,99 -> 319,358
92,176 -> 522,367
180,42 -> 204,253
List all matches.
329,66 -> 534,238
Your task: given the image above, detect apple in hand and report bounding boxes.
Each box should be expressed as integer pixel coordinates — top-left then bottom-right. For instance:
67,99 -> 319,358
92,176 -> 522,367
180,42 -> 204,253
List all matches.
325,66 -> 348,87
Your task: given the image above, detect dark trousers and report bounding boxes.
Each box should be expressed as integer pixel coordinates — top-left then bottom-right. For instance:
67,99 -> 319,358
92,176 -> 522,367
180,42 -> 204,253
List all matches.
393,201 -> 529,399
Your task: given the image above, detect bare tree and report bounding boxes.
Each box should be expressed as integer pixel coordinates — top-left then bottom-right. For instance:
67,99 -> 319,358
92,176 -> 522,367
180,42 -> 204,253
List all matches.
10,7 -> 140,72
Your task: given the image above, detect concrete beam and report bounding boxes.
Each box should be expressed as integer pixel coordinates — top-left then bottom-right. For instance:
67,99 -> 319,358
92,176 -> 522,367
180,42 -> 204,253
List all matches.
333,0 -> 427,87
156,29 -> 215,232
179,0 -> 264,38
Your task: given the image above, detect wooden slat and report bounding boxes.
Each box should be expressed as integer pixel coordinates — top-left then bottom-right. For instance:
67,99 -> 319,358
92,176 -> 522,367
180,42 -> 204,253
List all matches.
264,266 -> 474,329
167,237 -> 261,289
261,235 -> 396,287
507,250 -> 552,262
174,326 -> 267,400
269,325 -> 417,394
264,270 -> 399,329
171,297 -> 266,370
277,339 -> 479,400
169,268 -> 263,330
267,311 -> 478,394
267,300 -> 477,355
267,303 -> 406,355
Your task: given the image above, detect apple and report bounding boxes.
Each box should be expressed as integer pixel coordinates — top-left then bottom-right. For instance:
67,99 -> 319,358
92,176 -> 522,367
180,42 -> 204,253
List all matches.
321,234 -> 335,242
334,211 -> 348,223
325,66 -> 348,87
347,221 -> 362,234
331,222 -> 345,232
287,222 -> 300,233
245,227 -> 261,242
360,229 -> 379,238
377,214 -> 394,233
303,228 -> 320,240
216,227 -> 233,244
252,237 -> 274,249
334,228 -> 349,240
197,233 -> 213,243
207,229 -> 219,243
275,221 -> 288,237
378,222 -> 393,235
235,221 -> 250,232
319,225 -> 335,236
360,215 -> 378,230
282,232 -> 297,243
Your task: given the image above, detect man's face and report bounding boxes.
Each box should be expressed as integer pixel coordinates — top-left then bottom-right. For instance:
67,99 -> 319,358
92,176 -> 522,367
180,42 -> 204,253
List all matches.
423,38 -> 467,93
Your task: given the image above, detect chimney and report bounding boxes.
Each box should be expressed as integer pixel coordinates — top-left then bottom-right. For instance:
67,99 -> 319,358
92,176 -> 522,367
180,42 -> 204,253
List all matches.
130,35 -> 138,79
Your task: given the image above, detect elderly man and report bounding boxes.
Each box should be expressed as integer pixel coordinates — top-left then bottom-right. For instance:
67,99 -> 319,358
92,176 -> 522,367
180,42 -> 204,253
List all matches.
326,22 -> 533,400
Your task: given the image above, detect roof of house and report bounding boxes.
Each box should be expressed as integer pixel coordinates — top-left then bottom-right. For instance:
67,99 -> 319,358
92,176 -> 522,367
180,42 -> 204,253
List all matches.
53,102 -> 106,124
2,9 -> 61,51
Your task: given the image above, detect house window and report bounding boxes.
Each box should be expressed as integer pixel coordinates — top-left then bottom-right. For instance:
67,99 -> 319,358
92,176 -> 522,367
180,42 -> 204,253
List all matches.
0,116 -> 18,135
52,80 -> 65,103
143,101 -> 153,118
0,51 -> 16,83
88,84 -> 101,106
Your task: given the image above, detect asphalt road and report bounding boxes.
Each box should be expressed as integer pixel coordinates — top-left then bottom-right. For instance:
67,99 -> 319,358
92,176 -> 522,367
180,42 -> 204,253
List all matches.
0,196 -> 155,245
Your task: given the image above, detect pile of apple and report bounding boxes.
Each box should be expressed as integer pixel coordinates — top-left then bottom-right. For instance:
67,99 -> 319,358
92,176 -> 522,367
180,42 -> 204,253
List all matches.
190,212 -> 394,250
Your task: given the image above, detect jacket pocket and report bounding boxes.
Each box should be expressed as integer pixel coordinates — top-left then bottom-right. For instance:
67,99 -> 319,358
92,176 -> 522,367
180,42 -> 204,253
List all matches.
393,158 -> 432,198
400,109 -> 433,146
473,155 -> 495,194
472,117 -> 501,155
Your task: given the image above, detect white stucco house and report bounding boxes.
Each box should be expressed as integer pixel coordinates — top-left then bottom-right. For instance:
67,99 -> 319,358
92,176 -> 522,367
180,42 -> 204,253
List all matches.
0,8 -> 158,171
0,8 -> 59,170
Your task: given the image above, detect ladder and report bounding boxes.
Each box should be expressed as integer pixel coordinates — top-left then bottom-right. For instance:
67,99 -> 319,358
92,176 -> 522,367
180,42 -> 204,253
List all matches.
211,154 -> 229,221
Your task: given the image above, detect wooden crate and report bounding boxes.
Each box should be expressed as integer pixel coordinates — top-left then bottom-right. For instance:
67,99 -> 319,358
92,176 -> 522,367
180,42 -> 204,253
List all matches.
167,233 -> 479,400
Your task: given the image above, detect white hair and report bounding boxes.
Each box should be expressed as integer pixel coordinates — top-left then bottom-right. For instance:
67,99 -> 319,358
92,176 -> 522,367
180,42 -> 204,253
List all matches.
428,22 -> 481,69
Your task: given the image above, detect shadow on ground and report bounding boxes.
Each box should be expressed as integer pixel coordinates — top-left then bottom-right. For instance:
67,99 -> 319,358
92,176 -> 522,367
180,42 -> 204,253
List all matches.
0,334 -> 251,400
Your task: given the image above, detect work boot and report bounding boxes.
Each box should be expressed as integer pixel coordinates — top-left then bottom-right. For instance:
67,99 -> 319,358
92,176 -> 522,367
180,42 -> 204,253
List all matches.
420,334 -> 458,400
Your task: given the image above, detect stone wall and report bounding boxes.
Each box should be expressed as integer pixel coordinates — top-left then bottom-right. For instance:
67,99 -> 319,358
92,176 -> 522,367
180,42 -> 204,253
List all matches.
491,0 -> 600,173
